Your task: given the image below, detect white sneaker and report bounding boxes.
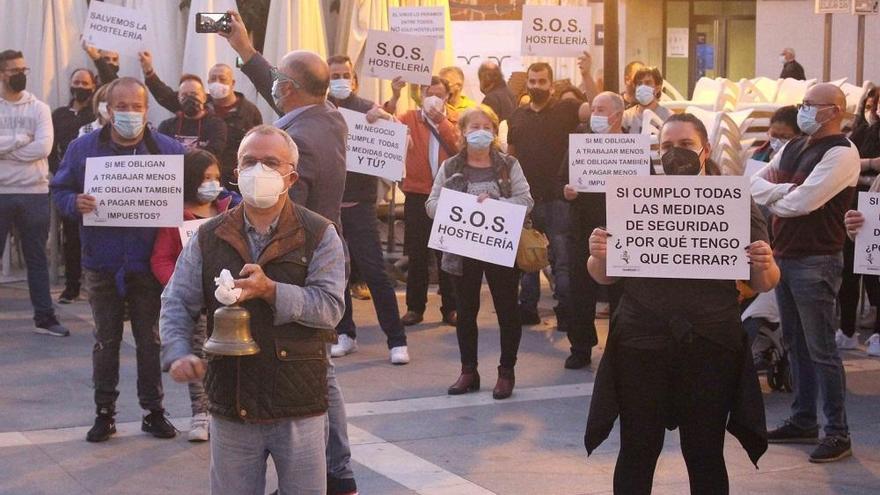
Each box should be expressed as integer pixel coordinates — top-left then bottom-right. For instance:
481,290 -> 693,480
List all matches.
835,329 -> 860,350
330,335 -> 357,357
188,413 -> 209,442
390,346 -> 410,365
867,334 -> 880,357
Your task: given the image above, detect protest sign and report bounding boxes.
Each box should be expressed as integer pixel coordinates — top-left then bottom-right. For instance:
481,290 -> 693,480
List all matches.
569,134 -> 651,193
338,108 -> 407,181
363,30 -> 436,85
83,155 -> 184,228
854,192 -> 880,275
82,2 -> 149,57
428,188 -> 527,268
605,176 -> 751,280
389,6 -> 446,49
179,218 -> 211,247
521,5 -> 591,57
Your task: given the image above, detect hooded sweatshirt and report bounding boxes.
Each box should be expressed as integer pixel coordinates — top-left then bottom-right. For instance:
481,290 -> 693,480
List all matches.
0,91 -> 53,194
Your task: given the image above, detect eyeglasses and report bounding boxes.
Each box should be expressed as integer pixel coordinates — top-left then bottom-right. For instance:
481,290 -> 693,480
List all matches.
797,102 -> 838,112
239,157 -> 293,170
270,67 -> 302,90
3,67 -> 30,75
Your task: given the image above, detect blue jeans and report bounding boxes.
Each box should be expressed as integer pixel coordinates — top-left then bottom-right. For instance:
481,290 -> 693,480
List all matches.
210,414 -> 326,495
336,203 -> 406,348
775,254 -> 849,437
519,200 -> 571,317
0,194 -> 57,327
326,355 -> 354,484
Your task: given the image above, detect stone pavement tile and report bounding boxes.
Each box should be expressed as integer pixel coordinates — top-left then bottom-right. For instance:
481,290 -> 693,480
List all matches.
349,460 -> 419,495
32,434 -> 209,494
0,445 -> 89,495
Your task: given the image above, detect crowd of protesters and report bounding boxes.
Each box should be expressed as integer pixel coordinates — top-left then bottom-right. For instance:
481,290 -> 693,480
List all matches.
1,7 -> 877,492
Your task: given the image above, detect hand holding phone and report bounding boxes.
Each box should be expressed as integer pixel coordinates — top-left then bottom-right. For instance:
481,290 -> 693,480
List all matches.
195,13 -> 232,34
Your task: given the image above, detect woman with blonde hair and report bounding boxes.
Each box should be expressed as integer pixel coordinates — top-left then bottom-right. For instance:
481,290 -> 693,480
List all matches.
426,105 -> 534,399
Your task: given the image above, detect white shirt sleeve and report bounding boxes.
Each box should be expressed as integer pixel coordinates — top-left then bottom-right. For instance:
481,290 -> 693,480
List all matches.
764,143 -> 860,218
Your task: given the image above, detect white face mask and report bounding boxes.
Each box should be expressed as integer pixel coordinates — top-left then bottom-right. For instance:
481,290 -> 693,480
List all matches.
197,180 -> 222,203
328,79 -> 352,100
421,95 -> 445,114
769,137 -> 788,153
635,84 -> 656,106
590,115 -> 611,134
207,82 -> 231,100
779,55 -> 787,65
866,108 -> 878,125
237,163 -> 291,209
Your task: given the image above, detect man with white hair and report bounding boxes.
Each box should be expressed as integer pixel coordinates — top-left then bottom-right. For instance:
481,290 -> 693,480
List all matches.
160,124 -> 346,494
219,12 -> 359,495
779,48 -> 806,80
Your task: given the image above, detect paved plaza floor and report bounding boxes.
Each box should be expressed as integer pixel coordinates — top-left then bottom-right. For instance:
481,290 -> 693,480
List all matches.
1,279 -> 880,494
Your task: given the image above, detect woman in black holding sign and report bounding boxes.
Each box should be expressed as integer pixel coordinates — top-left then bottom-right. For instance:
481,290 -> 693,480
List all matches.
583,114 -> 780,494
425,105 -> 533,400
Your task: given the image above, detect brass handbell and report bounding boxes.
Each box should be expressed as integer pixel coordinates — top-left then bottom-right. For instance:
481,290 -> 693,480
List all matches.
203,304 -> 260,356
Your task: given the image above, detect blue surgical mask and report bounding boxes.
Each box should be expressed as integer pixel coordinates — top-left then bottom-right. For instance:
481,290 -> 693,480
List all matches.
797,105 -> 823,135
196,180 -> 222,203
769,137 -> 788,153
590,115 -> 611,134
635,84 -> 655,106
328,79 -> 352,100
112,111 -> 145,139
466,129 -> 494,150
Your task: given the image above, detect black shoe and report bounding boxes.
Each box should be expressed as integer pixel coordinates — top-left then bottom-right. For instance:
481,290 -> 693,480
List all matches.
86,414 -> 116,442
519,307 -> 541,325
401,311 -> 424,326
767,420 -> 820,444
809,435 -> 852,463
142,410 -> 177,439
58,288 -> 79,304
328,475 -> 358,495
564,352 -> 591,370
442,310 -> 457,326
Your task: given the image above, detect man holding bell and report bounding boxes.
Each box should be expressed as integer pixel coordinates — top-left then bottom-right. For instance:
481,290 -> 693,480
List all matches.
159,124 -> 346,495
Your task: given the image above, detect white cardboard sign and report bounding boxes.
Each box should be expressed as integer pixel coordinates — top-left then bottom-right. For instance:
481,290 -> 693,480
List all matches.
82,2 -> 149,57
605,176 -> 751,280
178,218 -> 211,247
428,188 -> 527,268
569,134 -> 652,193
389,6 -> 446,49
521,5 -> 591,57
338,108 -> 407,182
363,30 -> 436,85
854,192 -> 880,275
83,155 -> 184,228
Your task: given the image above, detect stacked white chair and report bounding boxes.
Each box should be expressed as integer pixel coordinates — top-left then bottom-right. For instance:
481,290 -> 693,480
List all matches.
660,77 -> 727,113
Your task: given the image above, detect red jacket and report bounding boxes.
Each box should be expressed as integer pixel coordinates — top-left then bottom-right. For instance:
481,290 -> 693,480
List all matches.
151,195 -> 234,286
399,109 -> 460,195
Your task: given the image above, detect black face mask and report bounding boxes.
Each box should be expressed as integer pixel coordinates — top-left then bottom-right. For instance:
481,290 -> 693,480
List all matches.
661,147 -> 704,176
105,63 -> 119,77
70,87 -> 93,103
180,97 -> 203,118
8,72 -> 26,92
528,87 -> 550,105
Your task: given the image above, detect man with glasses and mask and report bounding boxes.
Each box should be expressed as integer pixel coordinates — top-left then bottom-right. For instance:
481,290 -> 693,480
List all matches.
156,74 -> 228,156
751,83 -> 860,463
51,77 -> 185,442
219,11 -> 358,495
160,125 -> 346,494
0,49 -> 69,337
561,91 -> 627,370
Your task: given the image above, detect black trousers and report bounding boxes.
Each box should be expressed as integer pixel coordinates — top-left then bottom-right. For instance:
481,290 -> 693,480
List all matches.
567,197 -> 622,354
613,336 -> 739,495
839,236 -> 880,336
404,193 -> 456,315
61,215 -> 82,293
453,257 -> 522,368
